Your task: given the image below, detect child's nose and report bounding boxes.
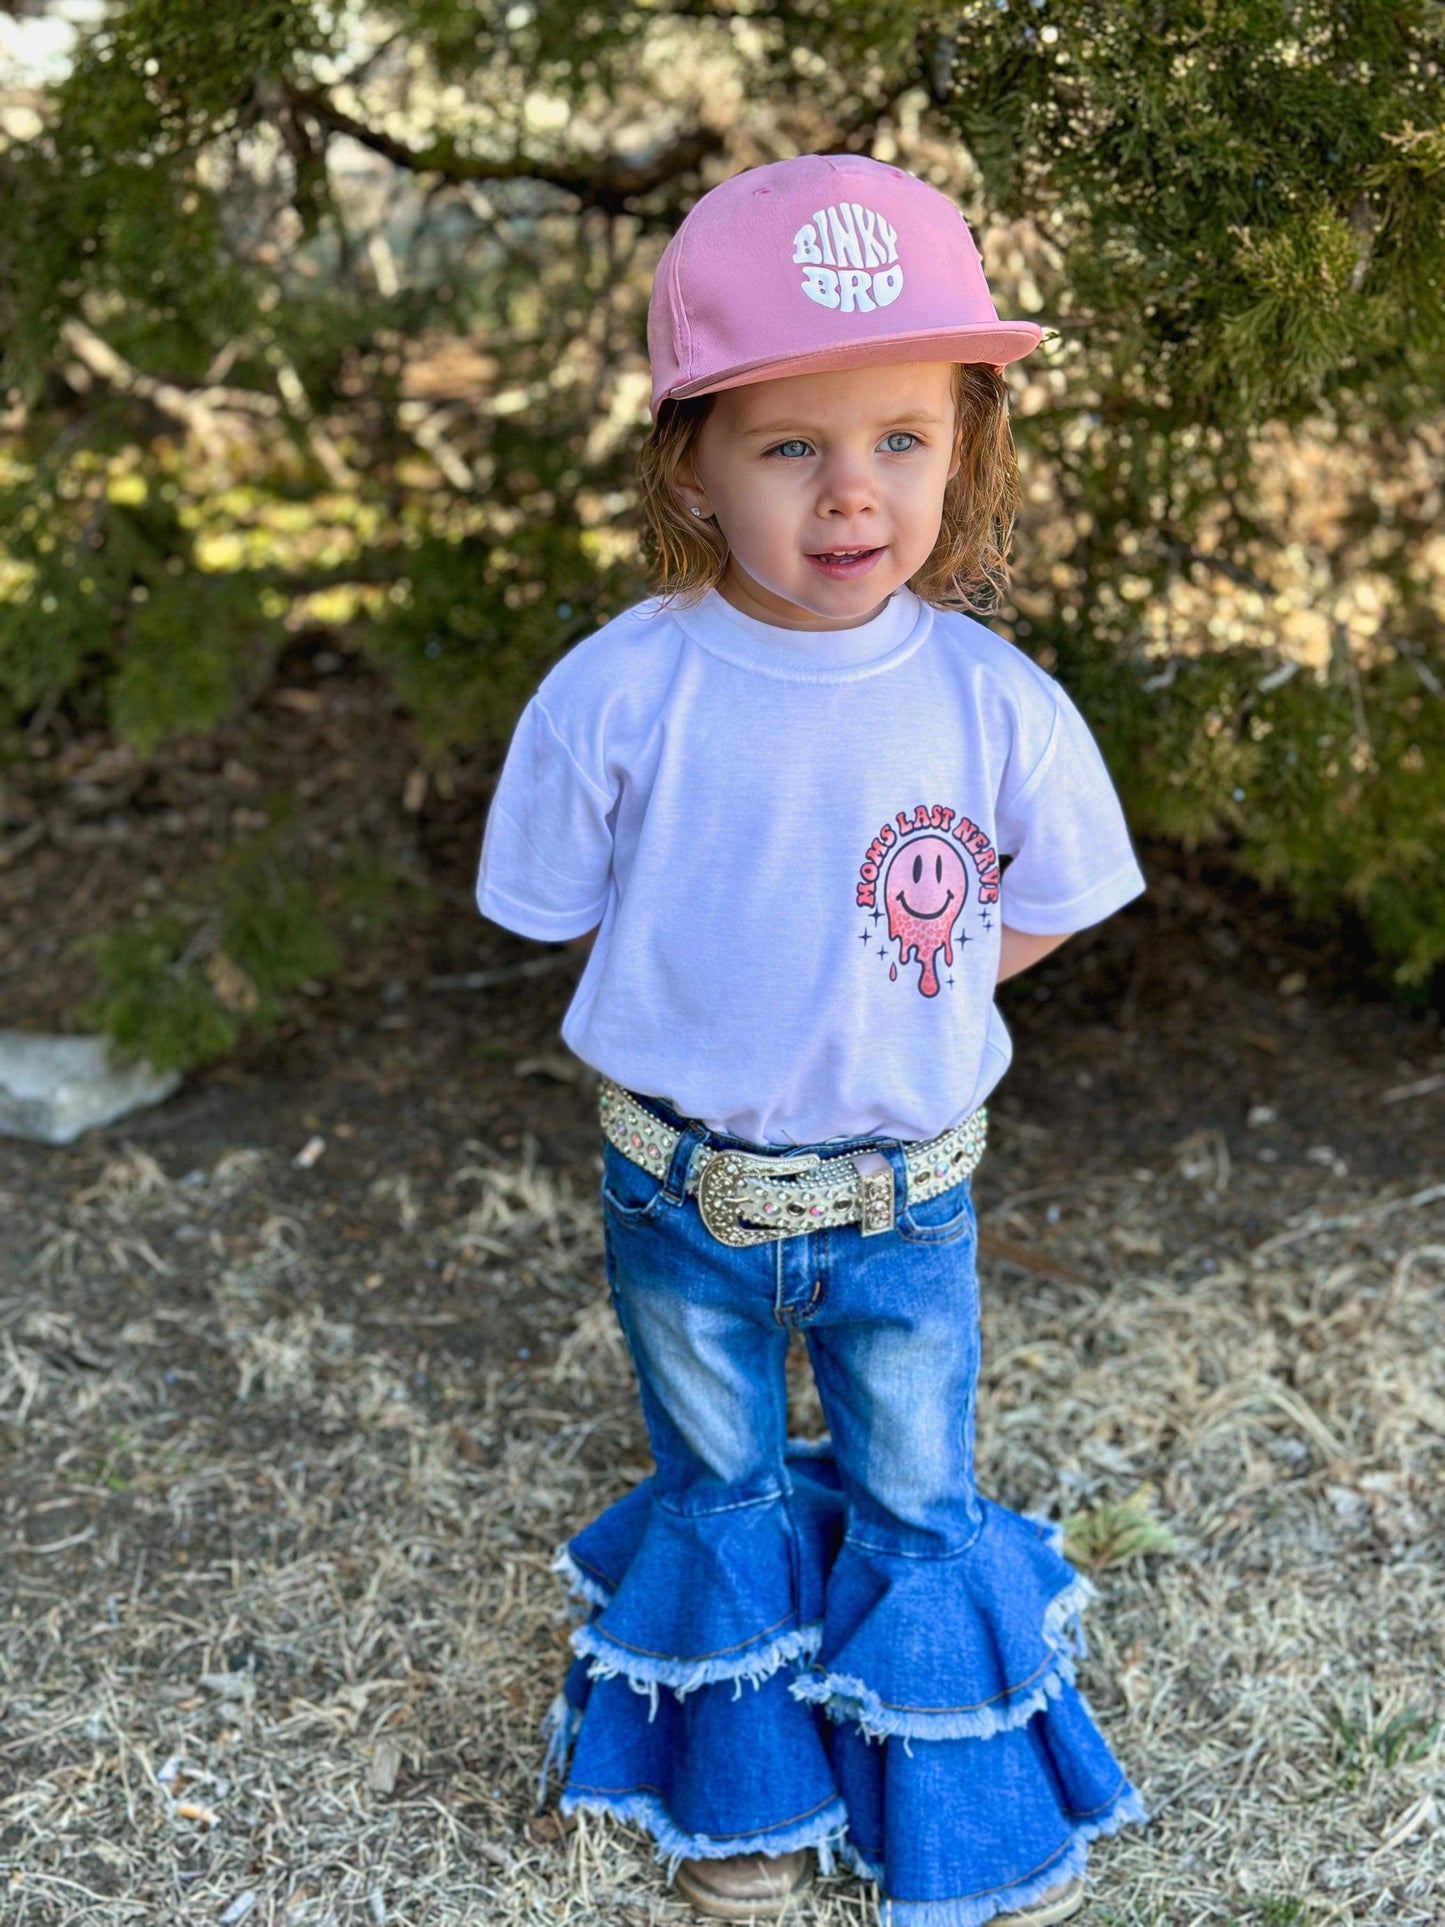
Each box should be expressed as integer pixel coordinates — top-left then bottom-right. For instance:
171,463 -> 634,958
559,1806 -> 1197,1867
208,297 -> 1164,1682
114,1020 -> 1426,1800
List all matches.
816,453 -> 877,516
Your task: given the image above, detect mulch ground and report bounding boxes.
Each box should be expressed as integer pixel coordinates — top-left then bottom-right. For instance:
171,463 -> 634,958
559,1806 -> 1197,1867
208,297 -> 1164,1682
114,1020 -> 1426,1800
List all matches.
1,637 -> 1443,1925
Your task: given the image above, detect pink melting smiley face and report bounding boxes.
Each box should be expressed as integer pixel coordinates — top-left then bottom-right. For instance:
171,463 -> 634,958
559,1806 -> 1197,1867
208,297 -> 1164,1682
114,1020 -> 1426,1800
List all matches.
883,834 -> 969,997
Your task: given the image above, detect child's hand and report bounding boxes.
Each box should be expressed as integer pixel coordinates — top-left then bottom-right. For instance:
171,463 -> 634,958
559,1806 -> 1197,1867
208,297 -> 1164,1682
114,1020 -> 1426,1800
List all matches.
996,925 -> 1073,984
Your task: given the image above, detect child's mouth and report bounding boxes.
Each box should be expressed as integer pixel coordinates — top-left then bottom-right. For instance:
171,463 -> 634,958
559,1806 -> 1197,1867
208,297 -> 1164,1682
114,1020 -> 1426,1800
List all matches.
805,546 -> 884,580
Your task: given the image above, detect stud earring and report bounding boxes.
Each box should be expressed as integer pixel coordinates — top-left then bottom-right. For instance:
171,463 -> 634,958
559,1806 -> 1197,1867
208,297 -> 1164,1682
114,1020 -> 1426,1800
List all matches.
690,507 -> 704,517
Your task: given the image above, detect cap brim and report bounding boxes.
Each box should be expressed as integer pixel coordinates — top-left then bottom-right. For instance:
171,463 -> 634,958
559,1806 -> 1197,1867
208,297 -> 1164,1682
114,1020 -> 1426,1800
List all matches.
659,321 -> 1045,411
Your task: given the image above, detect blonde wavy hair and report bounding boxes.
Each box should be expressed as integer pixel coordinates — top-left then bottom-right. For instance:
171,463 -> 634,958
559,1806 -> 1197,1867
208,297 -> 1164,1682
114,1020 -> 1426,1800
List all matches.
635,362 -> 1021,617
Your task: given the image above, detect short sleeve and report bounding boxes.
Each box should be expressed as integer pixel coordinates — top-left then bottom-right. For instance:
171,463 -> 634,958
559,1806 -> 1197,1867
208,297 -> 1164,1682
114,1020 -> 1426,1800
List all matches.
995,680 -> 1146,935
475,697 -> 614,941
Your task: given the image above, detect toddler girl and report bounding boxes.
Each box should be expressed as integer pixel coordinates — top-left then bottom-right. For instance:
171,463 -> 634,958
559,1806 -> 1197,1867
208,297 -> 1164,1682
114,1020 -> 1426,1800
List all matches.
477,153 -> 1151,1927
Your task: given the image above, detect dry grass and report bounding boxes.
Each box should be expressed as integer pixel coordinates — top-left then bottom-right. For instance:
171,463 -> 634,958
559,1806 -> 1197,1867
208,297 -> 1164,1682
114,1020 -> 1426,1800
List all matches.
2,1127 -> 1444,1927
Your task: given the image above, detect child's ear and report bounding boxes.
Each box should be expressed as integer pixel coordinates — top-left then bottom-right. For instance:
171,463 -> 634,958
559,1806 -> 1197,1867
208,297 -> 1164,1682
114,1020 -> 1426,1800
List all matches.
673,456 -> 711,522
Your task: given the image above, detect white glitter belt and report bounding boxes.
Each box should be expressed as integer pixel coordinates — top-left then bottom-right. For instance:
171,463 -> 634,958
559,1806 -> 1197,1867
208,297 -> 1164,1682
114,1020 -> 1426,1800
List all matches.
598,1076 -> 987,1248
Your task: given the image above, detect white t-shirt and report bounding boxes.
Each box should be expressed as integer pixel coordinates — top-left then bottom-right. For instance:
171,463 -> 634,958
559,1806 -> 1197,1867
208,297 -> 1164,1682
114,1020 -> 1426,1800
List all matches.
476,584 -> 1145,1146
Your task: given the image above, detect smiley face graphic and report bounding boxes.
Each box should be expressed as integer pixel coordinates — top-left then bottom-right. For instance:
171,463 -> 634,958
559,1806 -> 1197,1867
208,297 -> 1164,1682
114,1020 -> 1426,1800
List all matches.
882,834 -> 969,997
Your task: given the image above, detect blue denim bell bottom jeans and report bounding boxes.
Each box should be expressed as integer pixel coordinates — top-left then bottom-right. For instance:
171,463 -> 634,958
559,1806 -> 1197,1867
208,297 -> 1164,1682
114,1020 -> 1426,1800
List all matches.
541,1093 -> 1149,1927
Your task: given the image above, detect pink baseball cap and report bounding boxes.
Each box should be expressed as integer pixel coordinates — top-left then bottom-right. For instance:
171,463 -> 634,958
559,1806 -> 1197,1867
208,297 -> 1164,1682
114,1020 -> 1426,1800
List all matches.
647,153 -> 1043,421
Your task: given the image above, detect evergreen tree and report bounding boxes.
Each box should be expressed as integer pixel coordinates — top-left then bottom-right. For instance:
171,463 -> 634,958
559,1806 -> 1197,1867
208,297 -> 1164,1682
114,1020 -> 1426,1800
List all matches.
1,1 -> 1441,1068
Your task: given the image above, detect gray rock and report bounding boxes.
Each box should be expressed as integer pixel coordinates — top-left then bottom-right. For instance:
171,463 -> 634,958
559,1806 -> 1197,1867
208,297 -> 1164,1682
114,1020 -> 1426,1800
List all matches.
0,1031 -> 182,1145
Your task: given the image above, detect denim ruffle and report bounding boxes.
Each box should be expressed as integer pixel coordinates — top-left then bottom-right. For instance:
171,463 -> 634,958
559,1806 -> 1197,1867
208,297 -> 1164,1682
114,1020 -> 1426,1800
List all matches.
840,1779 -> 1152,1927
543,1444 -> 1149,1919
790,1499 -> 1094,1741
554,1457 -> 841,1699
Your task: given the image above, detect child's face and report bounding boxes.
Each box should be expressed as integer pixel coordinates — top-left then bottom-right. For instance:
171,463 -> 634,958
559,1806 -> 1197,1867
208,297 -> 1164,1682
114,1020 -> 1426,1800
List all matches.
677,360 -> 960,631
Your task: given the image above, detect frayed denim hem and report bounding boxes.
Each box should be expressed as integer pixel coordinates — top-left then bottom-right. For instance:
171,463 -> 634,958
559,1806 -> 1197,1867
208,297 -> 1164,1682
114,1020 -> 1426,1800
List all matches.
551,1543 -> 613,1611
559,1785 -> 850,1883
571,1618 -> 824,1711
537,1689 -> 584,1803
840,1837 -> 881,1884
790,1659 -> 1072,1745
1038,1561 -> 1096,1664
844,1780 -> 1150,1926
789,1572 -> 1096,1743
1024,1514 -> 1093,1657
1086,1783 -> 1151,1836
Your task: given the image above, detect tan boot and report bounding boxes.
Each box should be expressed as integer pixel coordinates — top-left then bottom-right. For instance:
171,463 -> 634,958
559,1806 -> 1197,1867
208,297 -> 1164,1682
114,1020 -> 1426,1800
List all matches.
992,1873 -> 1086,1924
674,1848 -> 812,1920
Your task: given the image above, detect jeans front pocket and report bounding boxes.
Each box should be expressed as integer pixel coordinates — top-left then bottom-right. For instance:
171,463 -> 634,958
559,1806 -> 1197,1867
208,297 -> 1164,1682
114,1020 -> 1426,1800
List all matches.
601,1138 -> 669,1223
896,1174 -> 976,1246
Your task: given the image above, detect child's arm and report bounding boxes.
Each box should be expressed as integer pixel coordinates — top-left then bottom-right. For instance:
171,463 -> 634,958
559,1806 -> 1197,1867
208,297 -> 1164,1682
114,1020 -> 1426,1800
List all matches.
994,679 -> 1147,964
996,925 -> 1072,983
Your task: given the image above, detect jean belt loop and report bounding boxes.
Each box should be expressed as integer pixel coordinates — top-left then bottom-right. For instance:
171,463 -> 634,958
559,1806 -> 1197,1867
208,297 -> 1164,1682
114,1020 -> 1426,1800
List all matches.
662,1121 -> 705,1205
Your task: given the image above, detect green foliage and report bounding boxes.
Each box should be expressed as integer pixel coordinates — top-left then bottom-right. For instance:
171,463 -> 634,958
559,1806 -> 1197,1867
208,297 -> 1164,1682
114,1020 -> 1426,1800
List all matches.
1256,1901 -> 1311,1927
1057,633 -> 1445,996
361,522 -> 634,761
0,0 -> 1441,1059
1325,1697 -> 1440,1791
373,0 -> 650,91
214,806 -> 342,1003
76,808 -> 432,1075
108,573 -> 277,753
0,456 -> 282,749
332,844 -> 438,943
0,0 -> 284,397
78,911 -> 249,1073
943,0 -> 1445,426
1061,1483 -> 1181,1570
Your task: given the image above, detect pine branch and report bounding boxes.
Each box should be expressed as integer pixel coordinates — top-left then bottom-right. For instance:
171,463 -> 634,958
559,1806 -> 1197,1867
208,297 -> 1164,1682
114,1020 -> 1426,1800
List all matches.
57,320 -> 357,487
281,80 -> 726,210
59,319 -> 281,448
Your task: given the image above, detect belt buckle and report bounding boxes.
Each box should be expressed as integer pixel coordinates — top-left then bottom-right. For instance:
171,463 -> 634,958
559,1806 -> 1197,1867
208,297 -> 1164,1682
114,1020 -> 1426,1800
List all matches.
851,1151 -> 896,1236
696,1149 -> 820,1247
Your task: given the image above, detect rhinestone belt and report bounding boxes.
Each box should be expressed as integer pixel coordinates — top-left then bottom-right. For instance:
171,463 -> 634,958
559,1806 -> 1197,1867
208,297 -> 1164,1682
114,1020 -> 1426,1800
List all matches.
598,1076 -> 987,1248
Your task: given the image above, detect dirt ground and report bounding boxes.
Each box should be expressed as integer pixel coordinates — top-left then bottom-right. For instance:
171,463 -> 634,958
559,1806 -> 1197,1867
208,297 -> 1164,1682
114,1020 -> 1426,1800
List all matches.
1,640 -> 1444,1925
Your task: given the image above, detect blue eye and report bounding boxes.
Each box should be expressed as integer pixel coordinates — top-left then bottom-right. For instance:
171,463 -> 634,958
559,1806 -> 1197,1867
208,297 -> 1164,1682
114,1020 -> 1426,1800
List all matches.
763,431 -> 921,459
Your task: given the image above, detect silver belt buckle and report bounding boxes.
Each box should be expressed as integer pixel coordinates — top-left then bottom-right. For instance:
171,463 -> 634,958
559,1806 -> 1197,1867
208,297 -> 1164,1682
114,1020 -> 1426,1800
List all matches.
852,1151 -> 895,1236
694,1146 -> 897,1246
696,1149 -> 820,1247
